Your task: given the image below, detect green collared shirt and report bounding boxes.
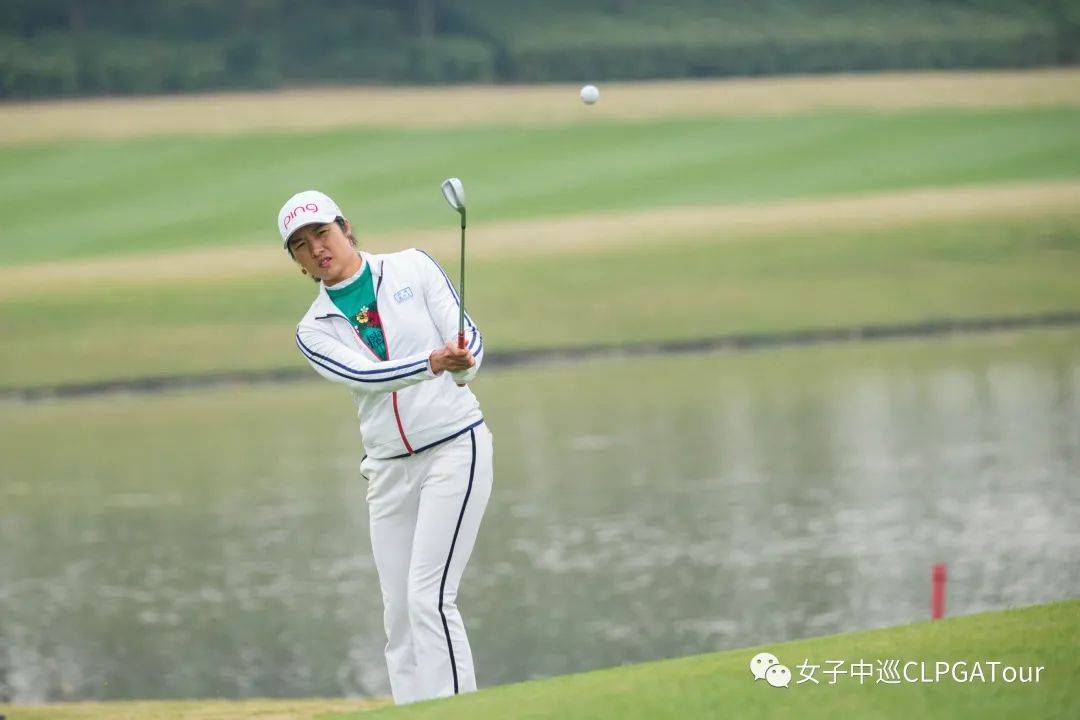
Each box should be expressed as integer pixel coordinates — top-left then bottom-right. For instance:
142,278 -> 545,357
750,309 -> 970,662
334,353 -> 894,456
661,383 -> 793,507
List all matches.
325,260 -> 388,360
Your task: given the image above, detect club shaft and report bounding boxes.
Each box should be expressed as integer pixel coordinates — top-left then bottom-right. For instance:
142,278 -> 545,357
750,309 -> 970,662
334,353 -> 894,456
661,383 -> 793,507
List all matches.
457,210 -> 466,349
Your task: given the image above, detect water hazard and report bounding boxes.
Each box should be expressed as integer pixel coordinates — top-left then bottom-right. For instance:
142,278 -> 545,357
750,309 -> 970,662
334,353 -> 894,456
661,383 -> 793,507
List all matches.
1,330 -> 1077,702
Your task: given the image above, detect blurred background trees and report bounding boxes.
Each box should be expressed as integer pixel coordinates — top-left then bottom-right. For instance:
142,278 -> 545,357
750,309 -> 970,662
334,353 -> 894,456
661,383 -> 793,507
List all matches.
0,0 -> 1076,98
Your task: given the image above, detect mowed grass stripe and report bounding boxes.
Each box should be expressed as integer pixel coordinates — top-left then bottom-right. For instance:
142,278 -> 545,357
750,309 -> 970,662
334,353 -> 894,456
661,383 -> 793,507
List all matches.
3,181 -> 1077,300
1,69 -> 1079,145
2,212 -> 1078,388
1,107 -> 1078,264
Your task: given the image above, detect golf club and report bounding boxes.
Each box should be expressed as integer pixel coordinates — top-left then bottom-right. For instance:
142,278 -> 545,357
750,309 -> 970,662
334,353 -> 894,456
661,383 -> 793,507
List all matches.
440,177 -> 467,350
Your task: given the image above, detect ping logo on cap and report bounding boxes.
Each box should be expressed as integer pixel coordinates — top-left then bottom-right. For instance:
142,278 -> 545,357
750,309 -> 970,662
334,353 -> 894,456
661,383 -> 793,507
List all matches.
278,190 -> 343,245
283,203 -> 320,230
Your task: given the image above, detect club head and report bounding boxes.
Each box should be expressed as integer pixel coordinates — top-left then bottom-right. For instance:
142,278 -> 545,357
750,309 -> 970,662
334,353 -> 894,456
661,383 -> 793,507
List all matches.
441,177 -> 466,213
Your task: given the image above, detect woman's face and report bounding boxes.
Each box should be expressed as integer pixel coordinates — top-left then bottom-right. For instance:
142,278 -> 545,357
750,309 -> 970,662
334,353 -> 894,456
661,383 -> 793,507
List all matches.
287,219 -> 359,284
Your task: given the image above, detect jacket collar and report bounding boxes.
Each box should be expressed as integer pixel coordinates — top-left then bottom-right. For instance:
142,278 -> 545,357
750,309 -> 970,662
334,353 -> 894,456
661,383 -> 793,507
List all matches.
312,250 -> 383,320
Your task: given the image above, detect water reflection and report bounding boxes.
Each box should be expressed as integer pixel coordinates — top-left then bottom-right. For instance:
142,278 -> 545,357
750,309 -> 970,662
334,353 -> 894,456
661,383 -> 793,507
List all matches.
1,330 -> 1078,702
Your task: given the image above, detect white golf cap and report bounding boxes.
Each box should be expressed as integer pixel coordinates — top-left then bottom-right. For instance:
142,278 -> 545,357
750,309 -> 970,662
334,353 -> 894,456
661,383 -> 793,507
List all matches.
277,190 -> 343,247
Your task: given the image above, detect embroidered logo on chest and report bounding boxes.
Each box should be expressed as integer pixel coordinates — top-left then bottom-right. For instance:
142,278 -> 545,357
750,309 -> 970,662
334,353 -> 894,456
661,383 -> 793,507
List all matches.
394,287 -> 414,303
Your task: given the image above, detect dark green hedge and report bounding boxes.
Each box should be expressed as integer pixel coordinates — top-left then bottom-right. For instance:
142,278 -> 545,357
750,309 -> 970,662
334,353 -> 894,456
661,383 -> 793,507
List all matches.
0,0 -> 1075,99
1,34 -> 236,96
473,0 -> 1068,81
0,33 -> 495,97
505,29 -> 1062,82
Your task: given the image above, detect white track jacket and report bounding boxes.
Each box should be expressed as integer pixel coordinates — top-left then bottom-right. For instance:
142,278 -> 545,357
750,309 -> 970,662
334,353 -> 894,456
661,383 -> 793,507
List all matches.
295,248 -> 485,459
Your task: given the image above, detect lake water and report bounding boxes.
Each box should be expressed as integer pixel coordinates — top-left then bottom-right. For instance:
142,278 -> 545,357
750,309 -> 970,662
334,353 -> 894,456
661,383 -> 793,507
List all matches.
1,329 -> 1078,703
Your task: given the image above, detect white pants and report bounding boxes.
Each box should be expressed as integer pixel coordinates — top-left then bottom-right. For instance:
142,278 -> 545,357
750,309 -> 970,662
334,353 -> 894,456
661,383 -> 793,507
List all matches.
361,422 -> 494,705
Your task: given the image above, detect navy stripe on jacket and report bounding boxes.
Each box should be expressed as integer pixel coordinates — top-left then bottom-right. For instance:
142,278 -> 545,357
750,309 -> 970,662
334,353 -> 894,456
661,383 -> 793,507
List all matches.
417,249 -> 483,351
296,332 -> 429,383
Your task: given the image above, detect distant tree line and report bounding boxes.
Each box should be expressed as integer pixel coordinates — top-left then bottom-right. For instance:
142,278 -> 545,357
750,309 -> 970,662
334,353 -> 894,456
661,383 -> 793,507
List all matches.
0,0 -> 1076,99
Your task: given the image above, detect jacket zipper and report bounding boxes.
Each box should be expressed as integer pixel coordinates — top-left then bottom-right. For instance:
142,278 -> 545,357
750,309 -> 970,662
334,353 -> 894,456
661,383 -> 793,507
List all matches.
322,264 -> 414,455
375,269 -> 414,455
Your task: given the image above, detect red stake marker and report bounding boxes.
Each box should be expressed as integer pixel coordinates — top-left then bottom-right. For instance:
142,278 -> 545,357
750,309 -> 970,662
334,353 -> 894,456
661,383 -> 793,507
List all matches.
931,563 -> 947,619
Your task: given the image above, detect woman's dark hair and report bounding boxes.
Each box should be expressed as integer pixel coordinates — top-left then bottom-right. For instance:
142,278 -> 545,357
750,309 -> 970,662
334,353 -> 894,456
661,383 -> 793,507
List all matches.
287,216 -> 357,283
334,216 -> 352,239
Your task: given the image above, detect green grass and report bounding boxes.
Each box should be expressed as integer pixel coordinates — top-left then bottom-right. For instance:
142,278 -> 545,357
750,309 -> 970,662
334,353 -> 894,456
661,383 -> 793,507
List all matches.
1,212 -> 1077,388
2,106 -> 1079,388
2,108 -> 1078,264
320,600 -> 1078,720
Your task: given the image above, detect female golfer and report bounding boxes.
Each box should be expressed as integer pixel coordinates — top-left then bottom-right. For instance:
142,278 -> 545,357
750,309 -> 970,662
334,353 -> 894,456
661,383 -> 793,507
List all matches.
278,189 -> 493,705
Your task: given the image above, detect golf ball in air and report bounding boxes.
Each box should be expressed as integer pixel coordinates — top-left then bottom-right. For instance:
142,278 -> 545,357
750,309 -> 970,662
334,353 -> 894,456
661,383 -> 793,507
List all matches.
580,84 -> 599,105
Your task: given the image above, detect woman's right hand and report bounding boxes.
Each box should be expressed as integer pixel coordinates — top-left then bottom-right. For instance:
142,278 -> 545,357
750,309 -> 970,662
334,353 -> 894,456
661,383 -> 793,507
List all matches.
429,340 -> 476,375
